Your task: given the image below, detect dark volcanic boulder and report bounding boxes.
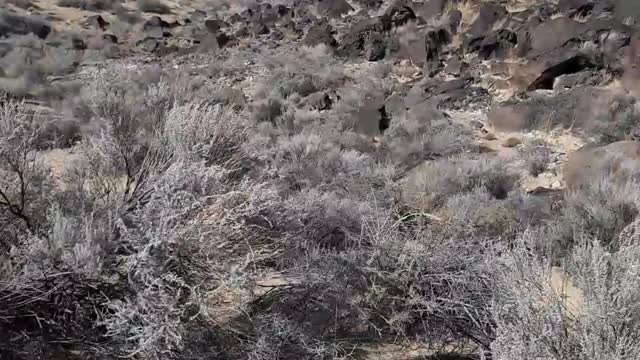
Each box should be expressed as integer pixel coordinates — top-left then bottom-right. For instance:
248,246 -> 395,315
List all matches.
235,25 -> 250,38
529,17 -> 583,56
365,33 -> 387,61
137,37 -> 160,52
71,37 -> 87,50
83,15 -> 109,31
303,23 -> 337,47
521,18 -> 630,89
527,17 -> 629,59
251,22 -> 270,36
425,28 -> 451,62
102,34 -> 118,44
143,16 -> 172,38
468,3 -> 506,36
204,19 -> 229,33
384,1 -> 417,27
0,11 -> 51,39
283,20 -> 303,36
464,29 -> 517,60
144,15 -> 170,29
444,55 -> 466,76
316,0 -> 353,18
198,32 -> 233,50
448,9 -> 462,34
275,4 -> 293,18
227,13 -> 242,23
353,105 -> 385,137
527,53 -> 596,91
553,70 -> 606,90
303,91 -> 333,110
338,16 -> 392,57
189,9 -> 207,22
0,42 -> 12,58
242,2 -> 289,25
558,0 -> 595,17
270,29 -> 285,41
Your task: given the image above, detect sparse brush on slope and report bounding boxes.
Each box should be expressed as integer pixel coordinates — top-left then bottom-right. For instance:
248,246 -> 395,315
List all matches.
5,4 -> 640,356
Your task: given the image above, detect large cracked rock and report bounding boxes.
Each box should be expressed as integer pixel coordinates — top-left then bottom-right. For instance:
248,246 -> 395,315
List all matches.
468,3 -> 506,36
529,17 -> 583,56
509,16 -> 632,91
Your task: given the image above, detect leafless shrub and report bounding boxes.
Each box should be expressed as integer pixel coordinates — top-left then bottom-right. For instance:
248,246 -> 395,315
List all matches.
78,74 -> 255,358
244,314 -> 340,359
272,107 -> 323,135
0,95 -> 53,234
593,95 -> 640,143
97,157 -> 255,358
523,143 -> 552,177
334,79 -> 386,118
492,230 -> 640,360
255,45 -> 347,101
165,102 -> 250,167
439,187 -> 518,238
0,95 -> 117,359
192,182 -> 494,355
334,215 -> 496,353
402,156 -> 517,212
0,67 -> 254,357
553,176 -> 639,255
251,96 -> 285,124
384,112 -> 472,172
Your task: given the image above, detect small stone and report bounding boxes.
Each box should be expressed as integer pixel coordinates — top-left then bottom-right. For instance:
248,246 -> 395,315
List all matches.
470,120 -> 485,129
303,91 -> 333,111
137,37 -> 159,52
479,143 -> 497,153
483,132 -> 498,140
83,15 -> 109,30
502,136 -> 522,147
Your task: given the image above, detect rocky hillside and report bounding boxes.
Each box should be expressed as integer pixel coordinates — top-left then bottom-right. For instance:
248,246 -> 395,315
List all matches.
3,0 -> 640,359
